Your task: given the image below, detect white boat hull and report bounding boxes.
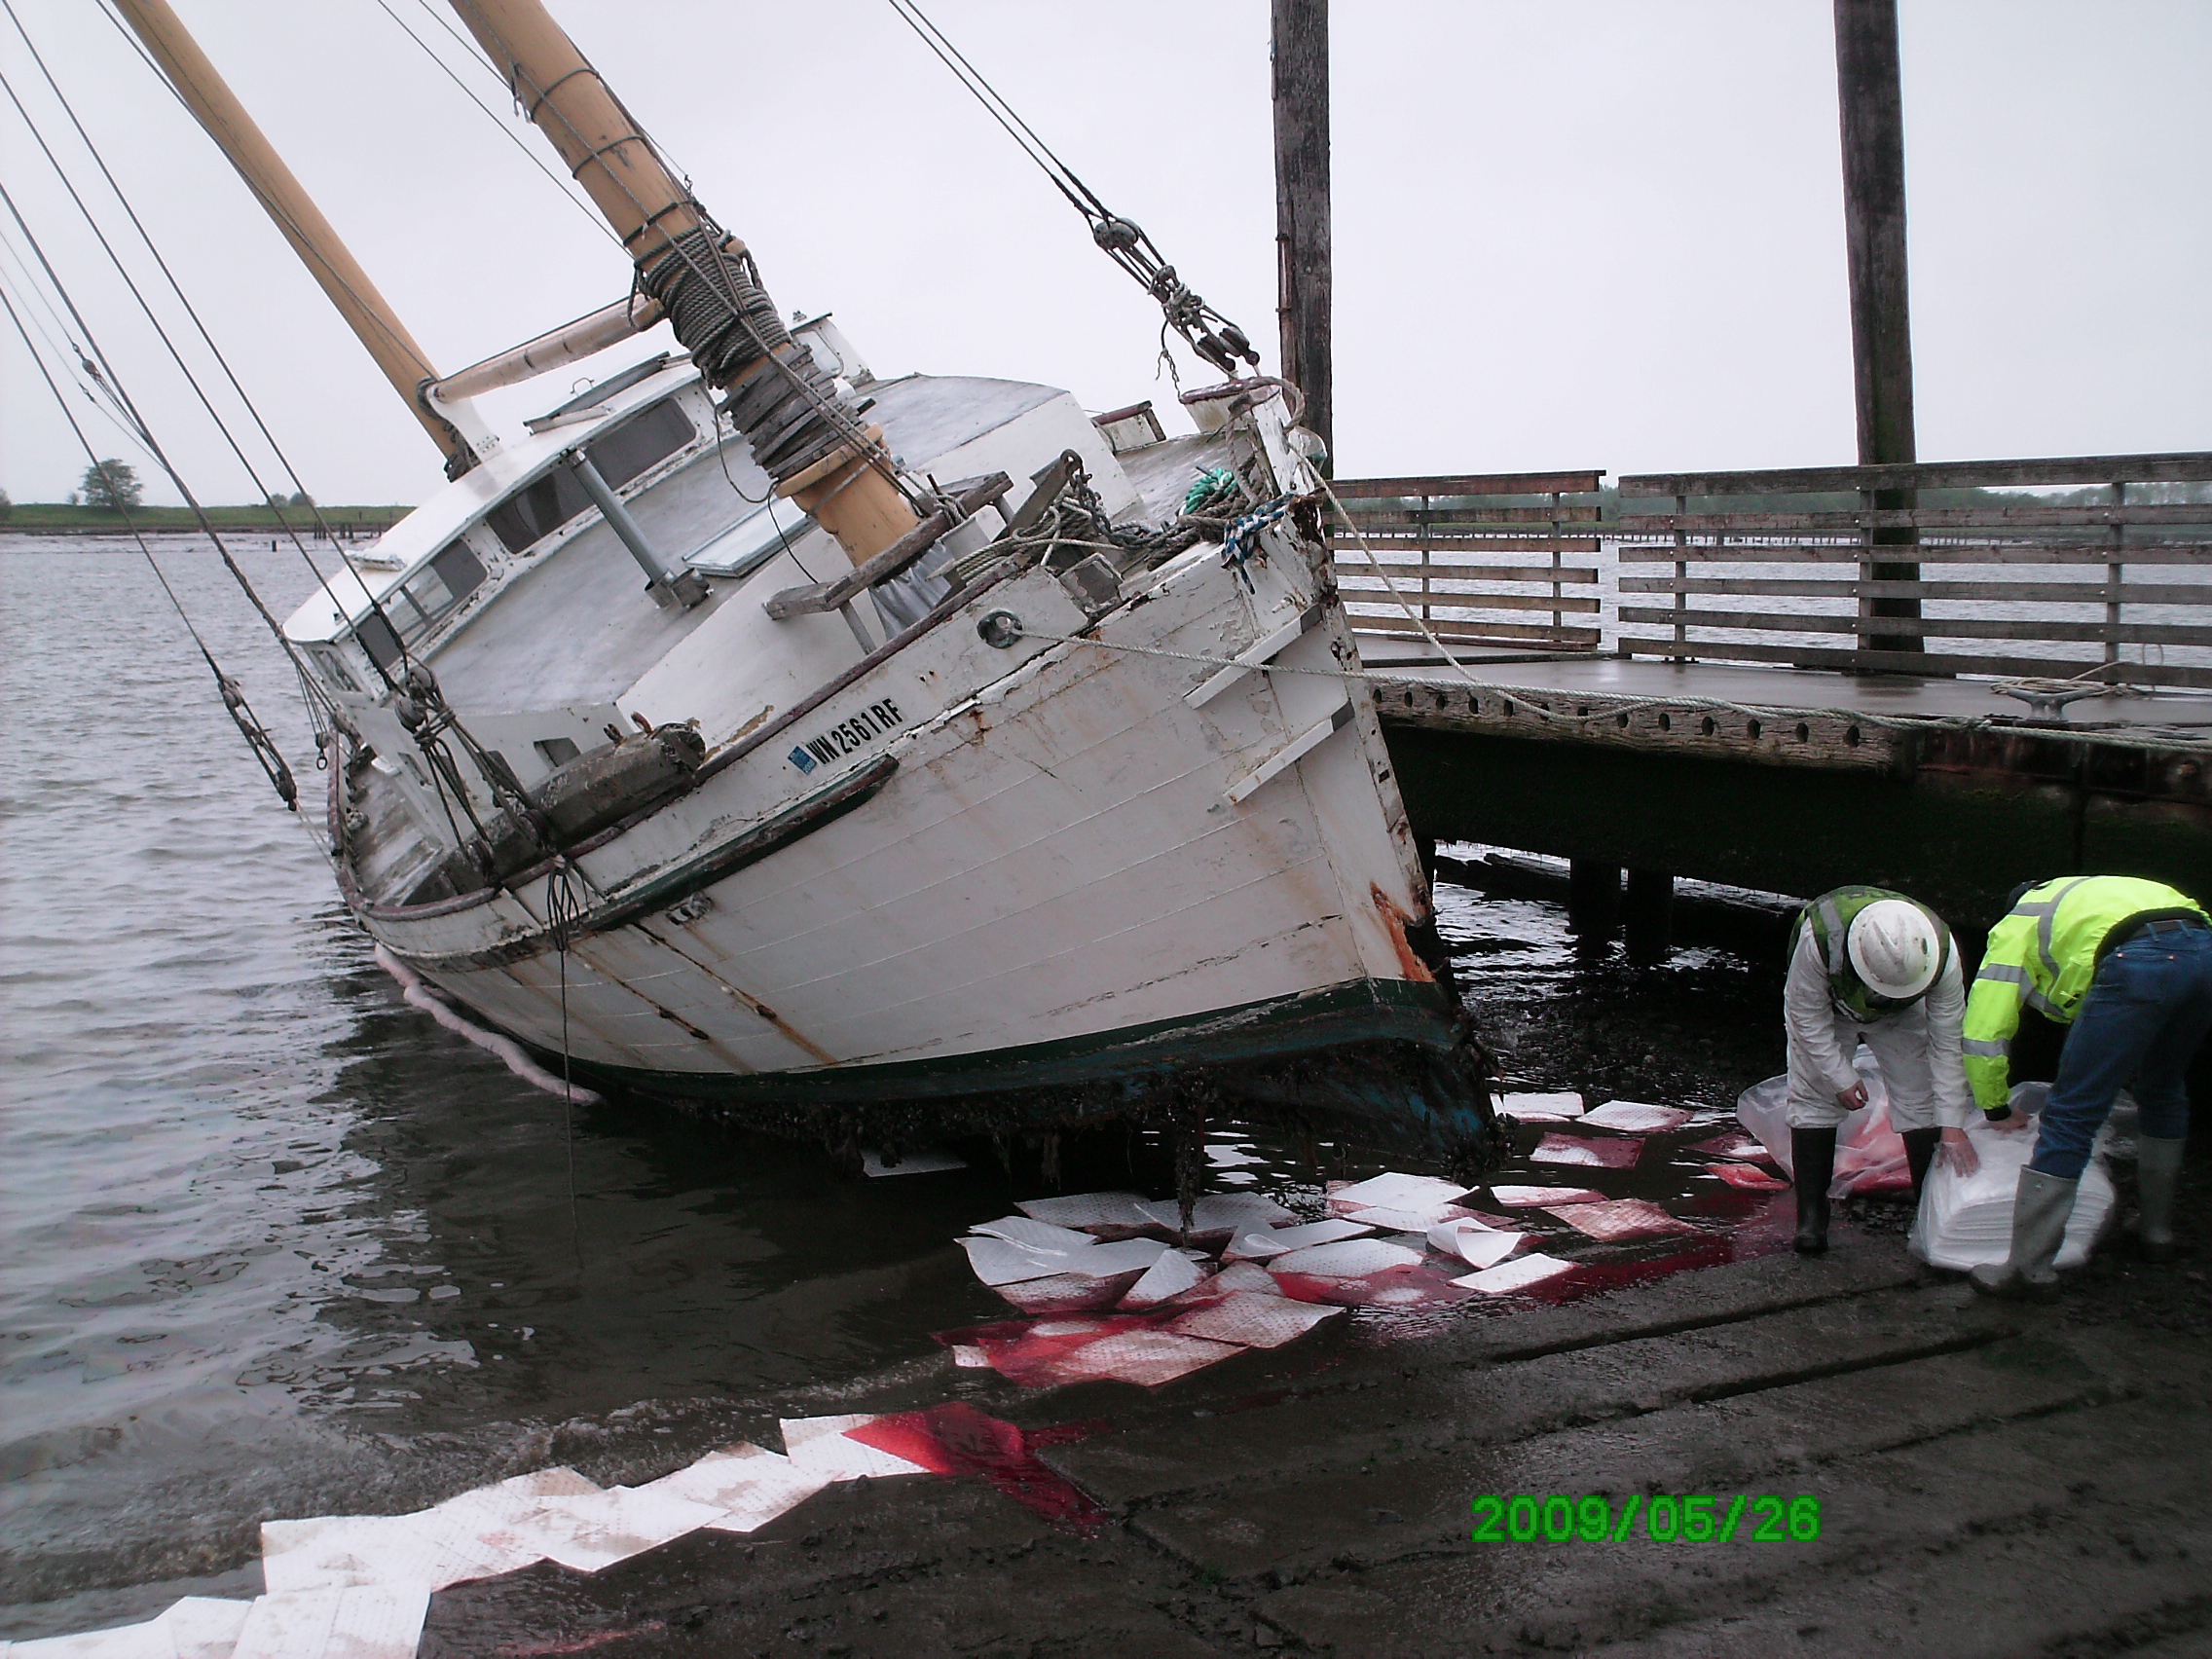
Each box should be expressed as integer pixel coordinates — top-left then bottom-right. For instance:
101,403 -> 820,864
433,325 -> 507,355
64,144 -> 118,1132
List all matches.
343,510 -> 1489,1159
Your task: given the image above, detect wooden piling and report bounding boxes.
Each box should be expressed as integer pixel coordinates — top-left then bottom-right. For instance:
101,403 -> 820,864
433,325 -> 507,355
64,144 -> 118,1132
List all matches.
1272,0 -> 1332,458
1832,0 -> 1922,658
1625,869 -> 1675,966
1567,861 -> 1622,948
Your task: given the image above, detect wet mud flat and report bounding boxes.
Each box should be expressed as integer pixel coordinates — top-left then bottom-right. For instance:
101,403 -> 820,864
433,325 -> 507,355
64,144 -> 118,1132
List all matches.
390,1213 -> 2212,1658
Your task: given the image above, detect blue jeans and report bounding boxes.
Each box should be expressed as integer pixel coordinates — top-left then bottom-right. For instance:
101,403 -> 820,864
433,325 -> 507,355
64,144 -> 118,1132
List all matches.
2032,923 -> 2212,1180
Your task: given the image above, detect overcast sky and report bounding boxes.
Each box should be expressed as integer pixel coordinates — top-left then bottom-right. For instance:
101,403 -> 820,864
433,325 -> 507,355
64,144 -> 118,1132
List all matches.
2,1 -> 2206,509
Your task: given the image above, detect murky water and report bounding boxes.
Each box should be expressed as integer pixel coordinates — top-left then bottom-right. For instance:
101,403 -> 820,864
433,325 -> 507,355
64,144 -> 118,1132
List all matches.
0,536 -> 1793,1630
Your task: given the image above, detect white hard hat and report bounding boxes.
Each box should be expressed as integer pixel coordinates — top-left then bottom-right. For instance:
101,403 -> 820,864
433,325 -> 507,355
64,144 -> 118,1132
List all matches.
1846,900 -> 1941,1001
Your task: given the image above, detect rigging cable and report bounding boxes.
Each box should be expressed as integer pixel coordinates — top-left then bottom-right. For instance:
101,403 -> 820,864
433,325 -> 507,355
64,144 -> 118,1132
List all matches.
365,0 -> 619,244
0,284 -> 299,808
0,18 -> 423,700
5,6 -> 387,562
882,0 -> 1266,380
0,178 -> 310,664
0,36 -> 349,594
88,0 -> 461,469
445,0 -> 926,514
25,0 -> 576,841
546,865 -> 586,1266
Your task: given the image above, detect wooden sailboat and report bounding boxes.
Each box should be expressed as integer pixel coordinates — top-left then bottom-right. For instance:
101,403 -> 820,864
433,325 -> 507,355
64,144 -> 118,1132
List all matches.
117,0 -> 1495,1166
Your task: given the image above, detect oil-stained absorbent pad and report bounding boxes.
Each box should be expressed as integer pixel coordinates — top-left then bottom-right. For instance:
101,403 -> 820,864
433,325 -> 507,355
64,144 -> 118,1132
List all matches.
1544,1198 -> 1698,1241
1226,1217 -> 1373,1260
154,1598 -> 256,1659
1165,1290 -> 1343,1347
501,1484 -> 726,1572
1046,1328 -> 1242,1386
1427,1220 -> 1526,1269
1119,1250 -> 1208,1308
970,1217 -> 1099,1254
641,1442 -> 831,1534
259,1507 -> 530,1594
781,1416 -> 937,1481
228,1583 -> 431,1659
1488,1185 -> 1604,1207
1454,1253 -> 1575,1294
1268,1237 -> 1424,1277
1580,1101 -> 1693,1133
1338,1200 -> 1475,1232
6,1598 -> 253,1659
1061,1238 -> 1171,1277
959,1235 -> 1079,1286
1202,1261 -> 1288,1296
1134,1194 -> 1297,1235
1530,1133 -> 1641,1168
1497,1091 -> 1585,1121
1712,1161 -> 1789,1190
1013,1191 -> 1154,1235
1325,1172 -> 1471,1214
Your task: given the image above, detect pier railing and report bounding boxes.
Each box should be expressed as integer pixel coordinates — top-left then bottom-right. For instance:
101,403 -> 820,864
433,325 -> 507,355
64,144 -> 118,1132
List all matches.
1329,470 -> 1606,652
1611,452 -> 2212,688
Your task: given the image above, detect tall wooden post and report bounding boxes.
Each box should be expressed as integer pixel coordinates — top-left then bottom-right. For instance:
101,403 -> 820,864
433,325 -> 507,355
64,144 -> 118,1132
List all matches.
1272,0 -> 1332,459
1833,0 -> 1922,661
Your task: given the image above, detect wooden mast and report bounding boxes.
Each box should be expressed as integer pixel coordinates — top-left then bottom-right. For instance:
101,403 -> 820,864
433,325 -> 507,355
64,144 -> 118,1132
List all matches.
112,0 -> 472,470
442,0 -> 917,566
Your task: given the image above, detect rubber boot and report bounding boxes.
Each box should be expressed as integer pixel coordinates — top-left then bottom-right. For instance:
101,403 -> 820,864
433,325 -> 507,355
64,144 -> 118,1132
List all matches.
1969,1168 -> 2079,1301
1791,1127 -> 1837,1255
2135,1135 -> 2186,1264
1899,1127 -> 1942,1207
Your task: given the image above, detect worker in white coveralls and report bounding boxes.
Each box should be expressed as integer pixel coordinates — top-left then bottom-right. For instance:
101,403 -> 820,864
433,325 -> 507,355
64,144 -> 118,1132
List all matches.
1784,886 -> 1976,1254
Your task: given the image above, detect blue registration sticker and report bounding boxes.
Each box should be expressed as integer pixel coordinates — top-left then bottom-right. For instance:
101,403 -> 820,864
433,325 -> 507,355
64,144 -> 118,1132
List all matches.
788,746 -> 818,774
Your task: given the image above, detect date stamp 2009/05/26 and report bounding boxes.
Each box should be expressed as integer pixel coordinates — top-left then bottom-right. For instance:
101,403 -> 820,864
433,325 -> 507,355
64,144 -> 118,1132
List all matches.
1471,1494 -> 1822,1544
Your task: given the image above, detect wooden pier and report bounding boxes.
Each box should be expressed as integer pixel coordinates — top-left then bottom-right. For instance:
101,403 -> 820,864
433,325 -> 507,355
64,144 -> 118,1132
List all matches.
1335,451 -> 2212,935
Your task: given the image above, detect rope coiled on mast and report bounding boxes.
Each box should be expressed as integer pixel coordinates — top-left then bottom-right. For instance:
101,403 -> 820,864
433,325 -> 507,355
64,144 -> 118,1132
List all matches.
636,226 -> 858,485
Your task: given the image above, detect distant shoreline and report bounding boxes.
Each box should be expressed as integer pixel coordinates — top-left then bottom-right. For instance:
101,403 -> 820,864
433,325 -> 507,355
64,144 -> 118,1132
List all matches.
1,504 -> 411,536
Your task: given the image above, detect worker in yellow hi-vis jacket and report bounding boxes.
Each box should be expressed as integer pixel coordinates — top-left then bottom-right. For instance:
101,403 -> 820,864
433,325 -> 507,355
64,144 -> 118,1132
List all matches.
1963,875 -> 2212,1298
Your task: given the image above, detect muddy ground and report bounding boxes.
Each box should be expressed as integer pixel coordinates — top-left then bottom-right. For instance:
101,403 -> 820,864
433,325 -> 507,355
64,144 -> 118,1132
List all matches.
390,1146 -> 2212,1659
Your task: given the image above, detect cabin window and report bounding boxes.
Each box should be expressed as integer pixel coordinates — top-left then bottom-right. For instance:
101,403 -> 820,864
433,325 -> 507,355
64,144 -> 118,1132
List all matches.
431,538 -> 487,602
486,397 -> 697,555
381,538 -> 490,646
356,611 -> 403,671
590,397 -> 693,487
534,736 -> 581,769
487,467 -> 590,555
310,645 -> 361,695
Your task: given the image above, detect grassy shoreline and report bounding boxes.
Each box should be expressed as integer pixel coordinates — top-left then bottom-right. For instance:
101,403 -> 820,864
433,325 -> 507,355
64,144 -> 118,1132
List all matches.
1,503 -> 411,534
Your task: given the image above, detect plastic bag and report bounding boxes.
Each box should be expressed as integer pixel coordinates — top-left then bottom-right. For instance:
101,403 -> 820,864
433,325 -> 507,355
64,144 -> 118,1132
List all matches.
1907,1083 -> 2115,1272
1735,1048 -> 1911,1198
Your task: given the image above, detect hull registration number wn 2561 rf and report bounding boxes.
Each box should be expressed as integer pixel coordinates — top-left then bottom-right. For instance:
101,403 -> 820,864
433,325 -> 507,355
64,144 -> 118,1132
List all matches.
789,699 -> 903,774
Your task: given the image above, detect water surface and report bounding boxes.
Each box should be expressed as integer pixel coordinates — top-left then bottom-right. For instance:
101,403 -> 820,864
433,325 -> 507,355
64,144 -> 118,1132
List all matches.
0,535 -> 1788,1628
